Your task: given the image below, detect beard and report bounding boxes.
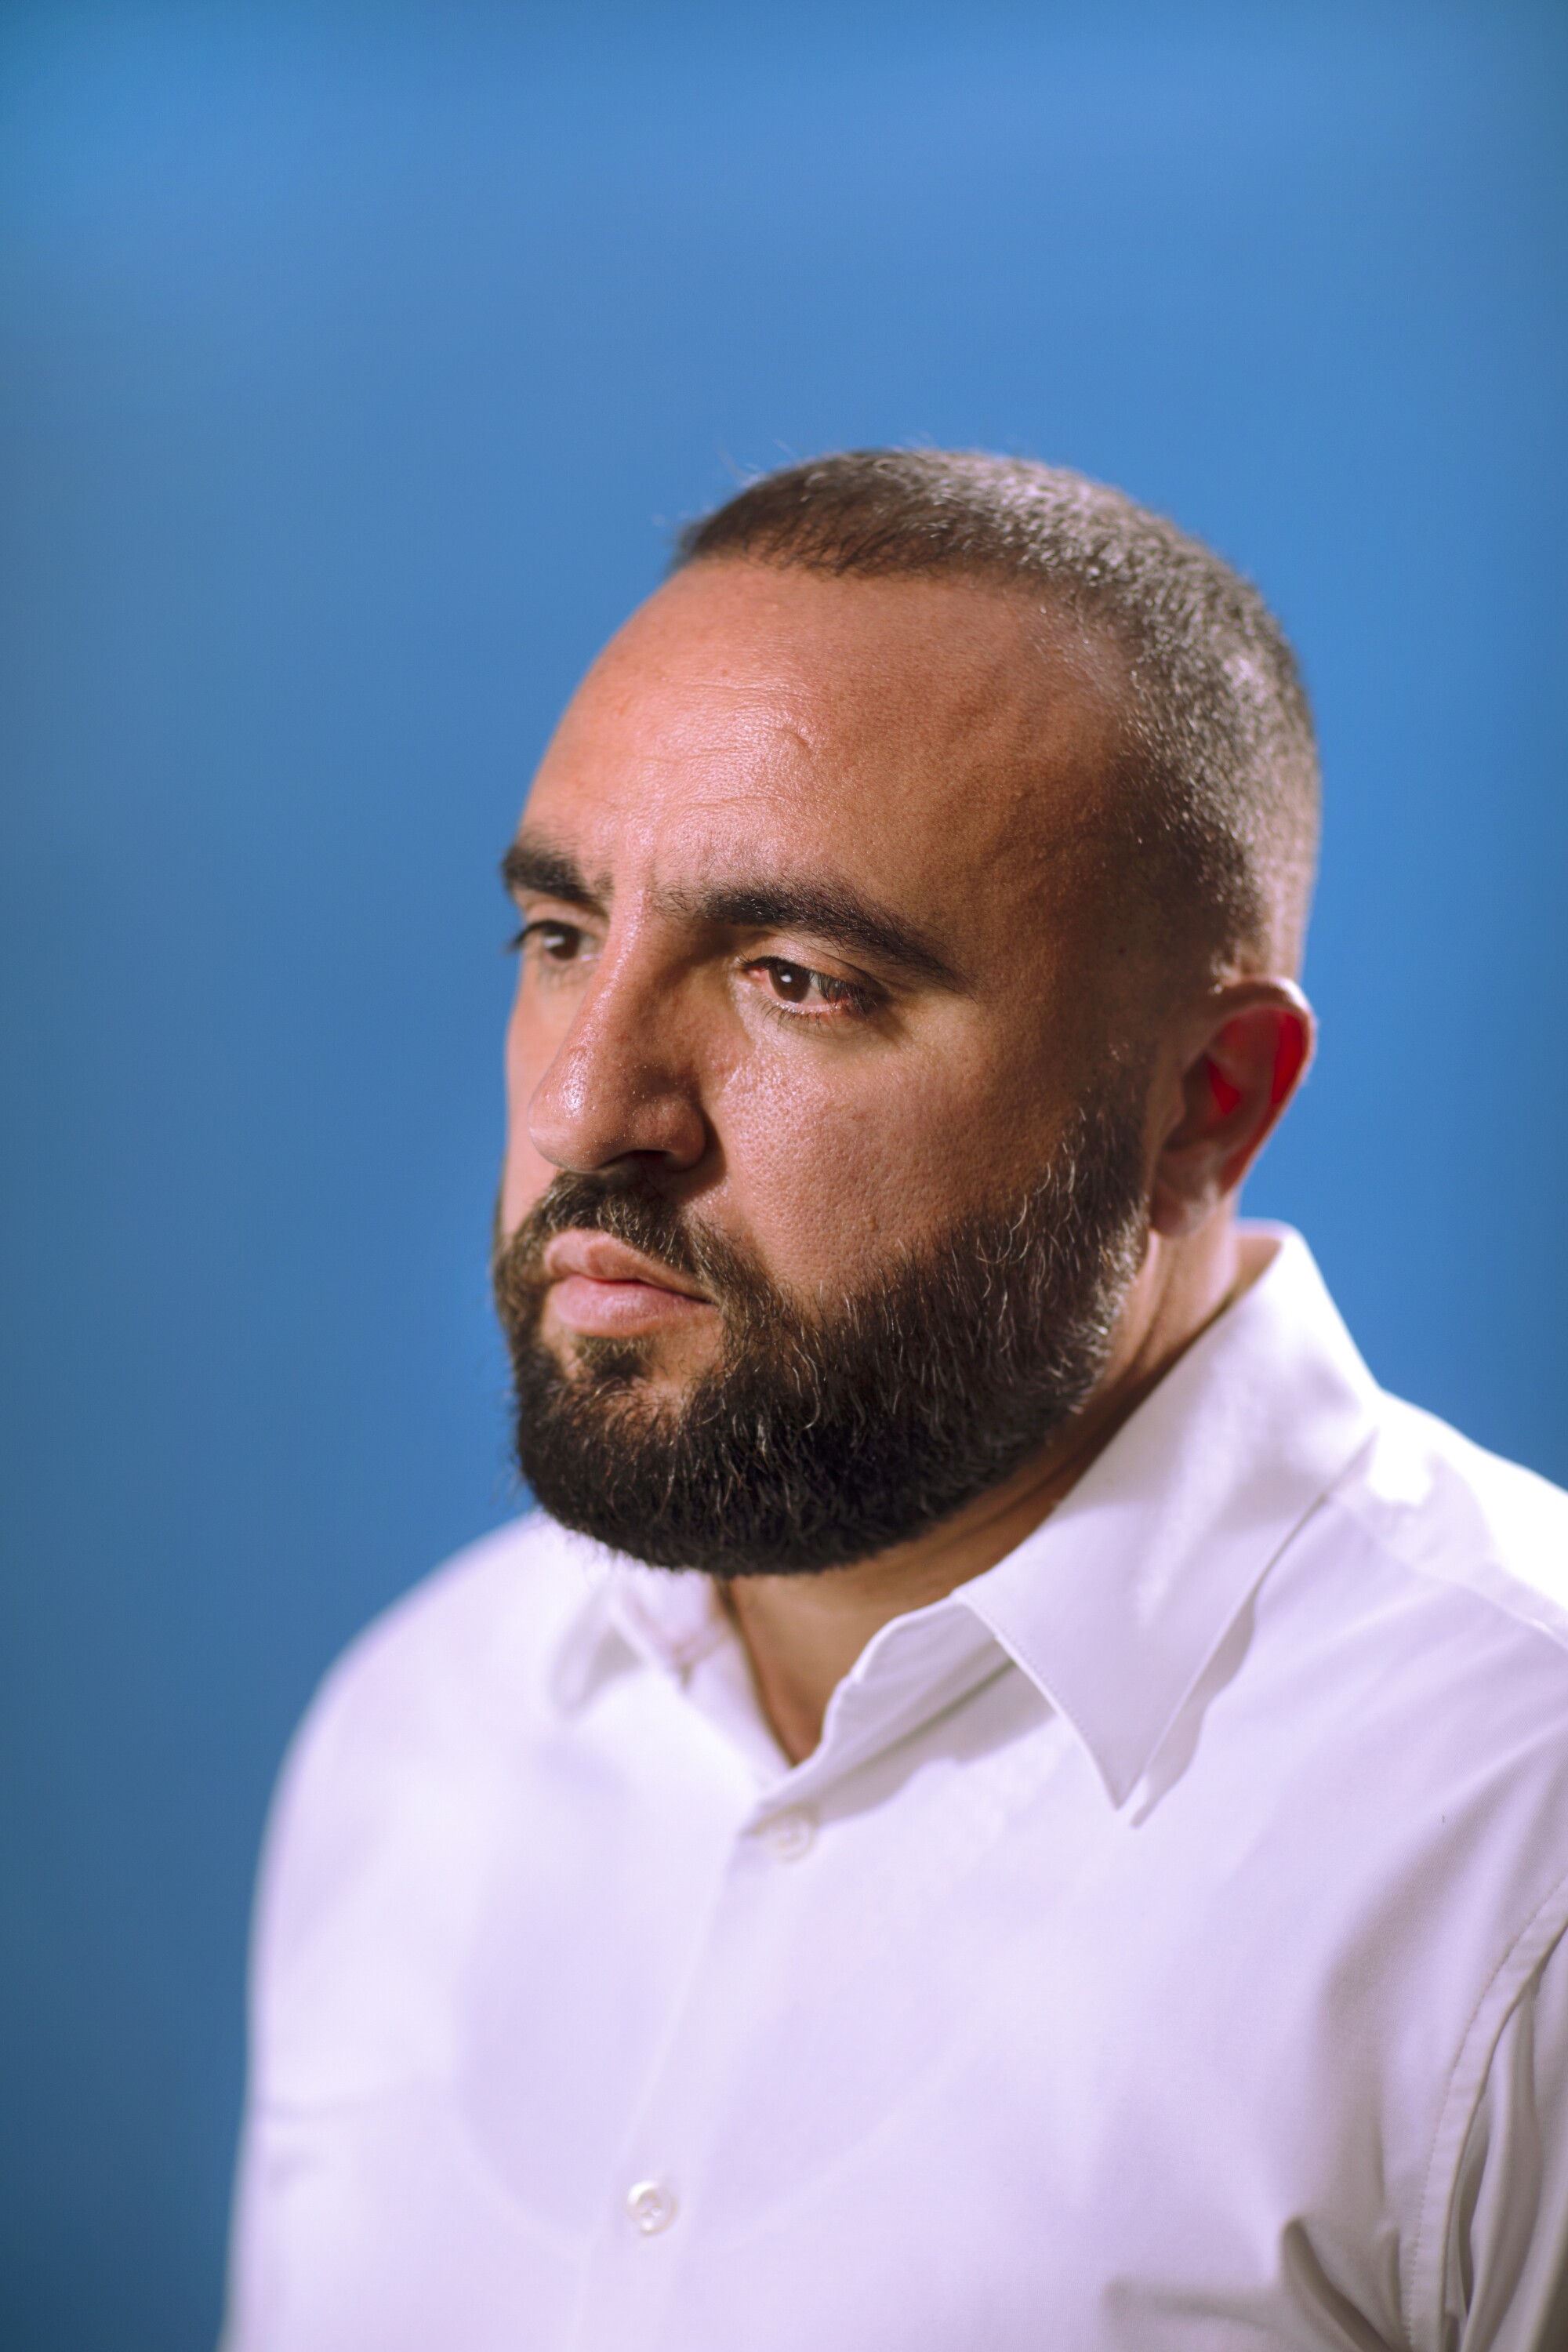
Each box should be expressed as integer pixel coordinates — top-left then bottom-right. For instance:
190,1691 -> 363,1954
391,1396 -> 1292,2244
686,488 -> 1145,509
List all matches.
492,1091 -> 1151,1579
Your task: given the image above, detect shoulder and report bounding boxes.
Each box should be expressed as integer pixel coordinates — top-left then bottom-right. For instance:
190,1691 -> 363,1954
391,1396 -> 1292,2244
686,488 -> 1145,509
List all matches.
244,1513 -> 612,2096
1330,1395 -> 1568,1656
1238,1396 -> 1568,2007
1298,1400 -> 1568,2092
255,1514 -> 606,1926
1294,1399 -> 1568,1846
310,1510 -> 602,1725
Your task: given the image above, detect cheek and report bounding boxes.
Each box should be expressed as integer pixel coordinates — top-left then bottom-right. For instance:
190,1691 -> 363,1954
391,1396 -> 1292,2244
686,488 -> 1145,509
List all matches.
710,1044 -> 1023,1288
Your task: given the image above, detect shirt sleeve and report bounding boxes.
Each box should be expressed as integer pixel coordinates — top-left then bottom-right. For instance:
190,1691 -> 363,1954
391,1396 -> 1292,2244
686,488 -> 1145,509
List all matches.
213,1656 -> 356,2352
1446,1928 -> 1568,2350
217,2102 -> 276,2352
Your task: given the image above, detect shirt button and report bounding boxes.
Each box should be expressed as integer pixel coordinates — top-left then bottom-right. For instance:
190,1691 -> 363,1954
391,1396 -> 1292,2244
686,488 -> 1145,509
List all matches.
626,2179 -> 677,2235
761,1808 -> 817,1860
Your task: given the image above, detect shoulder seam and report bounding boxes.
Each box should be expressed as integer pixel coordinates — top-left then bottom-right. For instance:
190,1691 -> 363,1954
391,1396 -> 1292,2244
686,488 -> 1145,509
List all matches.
1321,1479 -> 1568,1661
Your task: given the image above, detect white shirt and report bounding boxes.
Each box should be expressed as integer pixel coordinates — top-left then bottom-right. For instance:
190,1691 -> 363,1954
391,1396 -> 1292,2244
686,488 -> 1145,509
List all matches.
224,1229 -> 1568,2350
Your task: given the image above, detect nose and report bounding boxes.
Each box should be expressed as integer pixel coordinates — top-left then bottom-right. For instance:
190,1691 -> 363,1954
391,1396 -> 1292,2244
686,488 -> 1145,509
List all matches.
521,940 -> 709,1180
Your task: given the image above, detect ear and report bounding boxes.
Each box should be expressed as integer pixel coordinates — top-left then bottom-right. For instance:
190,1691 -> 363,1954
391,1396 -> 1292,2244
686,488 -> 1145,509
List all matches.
1150,981 -> 1315,1240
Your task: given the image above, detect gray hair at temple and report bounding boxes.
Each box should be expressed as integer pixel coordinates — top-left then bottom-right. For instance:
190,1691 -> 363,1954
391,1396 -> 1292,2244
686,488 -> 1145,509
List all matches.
673,449 -> 1319,977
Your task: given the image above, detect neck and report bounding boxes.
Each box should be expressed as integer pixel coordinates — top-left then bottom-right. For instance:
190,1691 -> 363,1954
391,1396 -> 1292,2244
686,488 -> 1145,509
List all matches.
723,1212 -> 1262,1764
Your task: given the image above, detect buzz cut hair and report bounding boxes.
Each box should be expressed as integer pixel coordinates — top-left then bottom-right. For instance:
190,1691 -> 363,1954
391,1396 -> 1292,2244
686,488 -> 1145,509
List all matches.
673,449 -> 1319,975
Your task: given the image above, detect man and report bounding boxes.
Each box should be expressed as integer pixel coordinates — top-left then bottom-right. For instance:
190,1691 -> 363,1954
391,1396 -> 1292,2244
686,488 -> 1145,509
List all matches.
224,452 -> 1568,2349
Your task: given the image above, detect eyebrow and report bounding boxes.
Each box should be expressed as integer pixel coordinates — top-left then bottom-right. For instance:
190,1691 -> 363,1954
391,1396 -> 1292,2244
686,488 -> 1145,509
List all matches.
500,832 -> 964,992
680,880 -> 963,990
500,837 -> 603,913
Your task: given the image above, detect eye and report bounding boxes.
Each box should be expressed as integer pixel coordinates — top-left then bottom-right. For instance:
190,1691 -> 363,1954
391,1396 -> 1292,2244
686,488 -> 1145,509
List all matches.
766,960 -> 815,1004
509,916 -> 589,964
743,956 -> 875,1021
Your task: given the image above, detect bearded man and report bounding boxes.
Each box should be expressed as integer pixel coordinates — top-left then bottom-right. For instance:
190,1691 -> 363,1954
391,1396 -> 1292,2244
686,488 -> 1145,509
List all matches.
223,452 -> 1568,2350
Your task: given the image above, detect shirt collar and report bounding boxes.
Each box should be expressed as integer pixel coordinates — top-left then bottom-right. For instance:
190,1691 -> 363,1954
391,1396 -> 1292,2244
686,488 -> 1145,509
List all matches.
961,1225 -> 1379,1803
545,1528 -> 729,1717
547,1226 -> 1380,1808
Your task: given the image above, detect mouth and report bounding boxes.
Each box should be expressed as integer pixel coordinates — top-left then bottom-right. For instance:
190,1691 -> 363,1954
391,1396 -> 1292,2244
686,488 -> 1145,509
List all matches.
541,1229 -> 716,1341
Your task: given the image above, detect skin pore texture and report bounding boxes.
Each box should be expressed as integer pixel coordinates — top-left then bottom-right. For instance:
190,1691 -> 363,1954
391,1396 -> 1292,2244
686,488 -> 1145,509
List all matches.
499,561 -> 1312,1764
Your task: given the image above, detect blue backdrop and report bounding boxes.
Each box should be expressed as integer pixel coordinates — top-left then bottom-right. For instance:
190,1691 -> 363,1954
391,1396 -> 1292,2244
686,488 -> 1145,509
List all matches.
2,3 -> 1565,2344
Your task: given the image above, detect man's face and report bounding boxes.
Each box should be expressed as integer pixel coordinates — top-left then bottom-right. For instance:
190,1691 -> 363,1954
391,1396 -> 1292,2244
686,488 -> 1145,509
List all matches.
495,561 -> 1162,1570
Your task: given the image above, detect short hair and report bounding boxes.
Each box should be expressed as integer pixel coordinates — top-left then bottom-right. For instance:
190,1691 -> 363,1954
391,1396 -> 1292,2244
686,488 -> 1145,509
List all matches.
673,449 -> 1319,974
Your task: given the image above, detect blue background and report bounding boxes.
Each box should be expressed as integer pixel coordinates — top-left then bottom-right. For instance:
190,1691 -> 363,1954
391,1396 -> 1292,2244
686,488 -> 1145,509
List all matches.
2,2 -> 1564,2343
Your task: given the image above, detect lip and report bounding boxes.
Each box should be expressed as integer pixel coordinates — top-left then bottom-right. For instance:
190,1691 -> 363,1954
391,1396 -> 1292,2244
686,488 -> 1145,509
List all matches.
543,1229 -> 714,1339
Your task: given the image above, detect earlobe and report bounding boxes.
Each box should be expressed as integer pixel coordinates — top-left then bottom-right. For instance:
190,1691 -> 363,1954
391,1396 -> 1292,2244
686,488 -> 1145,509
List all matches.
1149,985 -> 1315,1240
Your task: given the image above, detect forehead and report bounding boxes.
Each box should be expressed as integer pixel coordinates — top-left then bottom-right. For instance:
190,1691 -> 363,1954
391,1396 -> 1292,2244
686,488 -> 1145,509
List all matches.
525,562 -> 1125,920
